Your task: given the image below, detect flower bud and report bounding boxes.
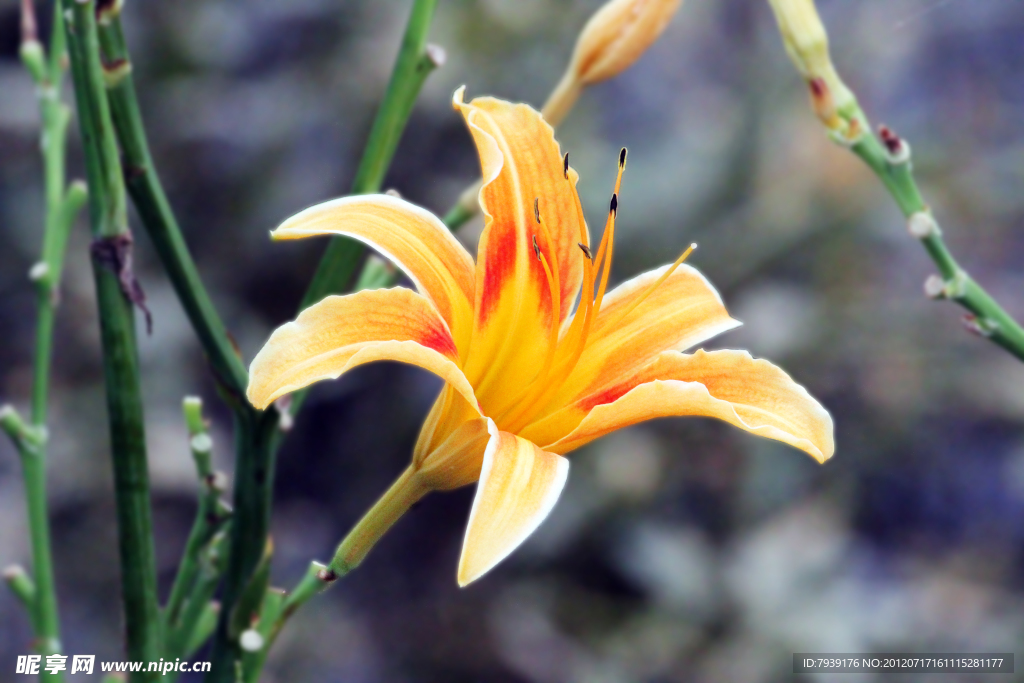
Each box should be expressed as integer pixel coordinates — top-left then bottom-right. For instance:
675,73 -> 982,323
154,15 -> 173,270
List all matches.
543,0 -> 682,126
766,0 -> 858,137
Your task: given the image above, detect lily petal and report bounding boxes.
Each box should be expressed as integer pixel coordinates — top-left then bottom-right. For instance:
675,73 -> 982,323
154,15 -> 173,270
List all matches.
453,88 -> 587,416
247,288 -> 481,415
540,349 -> 834,462
551,263 -> 740,409
457,419 -> 569,587
414,416 -> 491,491
272,194 -> 476,355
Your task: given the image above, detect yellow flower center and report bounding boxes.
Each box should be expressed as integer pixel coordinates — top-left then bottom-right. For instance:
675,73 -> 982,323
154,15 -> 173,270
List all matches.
496,149 -> 696,433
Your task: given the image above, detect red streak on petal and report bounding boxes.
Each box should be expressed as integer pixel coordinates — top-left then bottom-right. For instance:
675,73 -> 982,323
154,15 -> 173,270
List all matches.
477,226 -> 554,326
419,323 -> 459,359
579,379 -> 635,412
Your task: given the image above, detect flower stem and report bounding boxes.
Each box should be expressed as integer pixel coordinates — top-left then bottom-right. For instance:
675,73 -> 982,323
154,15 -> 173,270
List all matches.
301,0 -> 441,310
96,14 -> 249,398
61,0 -> 162,678
163,398 -> 231,657
845,121 -> 1024,362
1,3 -> 87,679
326,466 -> 428,577
91,8 -> 287,673
204,409 -> 279,682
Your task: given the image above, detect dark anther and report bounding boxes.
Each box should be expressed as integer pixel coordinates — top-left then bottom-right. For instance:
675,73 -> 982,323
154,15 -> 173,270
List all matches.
578,242 -> 593,261
89,232 -> 153,334
563,153 -> 570,179
878,125 -> 903,155
618,147 -> 627,168
317,568 -> 339,583
809,77 -> 826,98
609,193 -> 618,215
534,197 -> 541,224
532,235 -> 542,261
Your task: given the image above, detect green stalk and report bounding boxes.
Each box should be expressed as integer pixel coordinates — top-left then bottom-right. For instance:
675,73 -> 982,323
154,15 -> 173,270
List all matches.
205,409 -> 279,682
90,8 -> 282,673
96,14 -> 248,398
301,0 -> 441,309
61,1 -> 161,678
0,4 -> 88,679
87,2 -> 442,678
163,397 -> 231,652
845,121 -> 1024,361
765,0 -> 1024,363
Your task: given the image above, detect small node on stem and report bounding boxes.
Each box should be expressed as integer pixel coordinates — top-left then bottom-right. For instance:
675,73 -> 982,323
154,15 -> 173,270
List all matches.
101,58 -> 132,89
424,43 -> 446,69
878,124 -> 911,164
0,404 -> 34,448
239,628 -> 265,653
316,568 -> 339,584
96,0 -> 124,25
28,262 -> 49,283
189,433 -> 213,455
274,395 -> 294,432
907,211 -> 939,239
923,274 -> 946,300
3,564 -> 36,607
19,40 -> 47,84
209,471 -> 229,493
962,314 -> 993,338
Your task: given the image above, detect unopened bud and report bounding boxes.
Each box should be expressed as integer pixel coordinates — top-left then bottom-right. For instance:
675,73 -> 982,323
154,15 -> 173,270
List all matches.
766,0 -> 858,136
543,0 -> 682,126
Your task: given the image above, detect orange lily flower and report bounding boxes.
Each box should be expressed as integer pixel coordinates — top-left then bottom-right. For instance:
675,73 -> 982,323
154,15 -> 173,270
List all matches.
247,88 -> 834,586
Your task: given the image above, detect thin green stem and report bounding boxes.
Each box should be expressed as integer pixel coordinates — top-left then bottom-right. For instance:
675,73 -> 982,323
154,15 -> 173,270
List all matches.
96,16 -> 249,397
62,1 -> 162,678
164,398 -> 231,649
84,2 -> 441,679
90,10 -> 283,676
2,3 -> 87,679
205,409 -> 279,682
166,529 -> 228,666
846,124 -> 1024,361
301,0 -> 440,309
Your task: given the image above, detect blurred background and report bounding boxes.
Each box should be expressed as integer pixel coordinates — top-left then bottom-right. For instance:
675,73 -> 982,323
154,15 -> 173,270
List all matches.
2,0 -> 1024,680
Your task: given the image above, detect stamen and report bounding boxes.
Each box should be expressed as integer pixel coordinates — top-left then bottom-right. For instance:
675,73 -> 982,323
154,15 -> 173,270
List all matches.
503,150 -> 626,432
563,152 -> 570,179
604,243 -> 698,331
534,197 -> 541,224
532,235 -> 541,261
